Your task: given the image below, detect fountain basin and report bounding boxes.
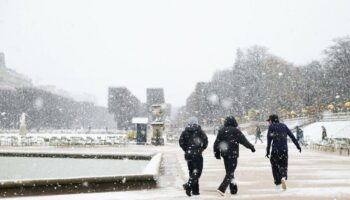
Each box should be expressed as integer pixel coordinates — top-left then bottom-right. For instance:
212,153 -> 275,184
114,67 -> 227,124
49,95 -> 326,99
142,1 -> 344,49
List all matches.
0,151 -> 162,197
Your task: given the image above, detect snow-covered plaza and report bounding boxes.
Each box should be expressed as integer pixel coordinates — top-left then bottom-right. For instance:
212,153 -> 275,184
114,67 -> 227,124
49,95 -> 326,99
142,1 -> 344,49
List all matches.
2,131 -> 350,200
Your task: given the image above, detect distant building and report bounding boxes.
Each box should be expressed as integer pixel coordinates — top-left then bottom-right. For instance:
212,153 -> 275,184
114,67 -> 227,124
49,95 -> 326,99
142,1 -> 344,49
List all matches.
0,87 -> 116,129
37,85 -> 72,99
0,53 -> 32,89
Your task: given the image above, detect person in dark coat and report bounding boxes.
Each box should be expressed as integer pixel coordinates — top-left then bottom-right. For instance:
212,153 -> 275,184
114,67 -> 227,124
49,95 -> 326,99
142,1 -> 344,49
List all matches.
179,116 -> 208,196
214,116 -> 256,196
296,126 -> 305,146
255,125 -> 263,144
321,126 -> 327,140
266,114 -> 301,190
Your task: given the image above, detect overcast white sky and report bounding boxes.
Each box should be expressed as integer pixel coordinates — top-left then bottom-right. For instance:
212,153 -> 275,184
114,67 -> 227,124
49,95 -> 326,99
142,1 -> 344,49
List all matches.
1,0 -> 350,107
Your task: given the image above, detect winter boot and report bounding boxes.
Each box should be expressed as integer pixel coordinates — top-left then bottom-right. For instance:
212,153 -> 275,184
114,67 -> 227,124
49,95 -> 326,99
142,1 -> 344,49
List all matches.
192,182 -> 200,195
183,183 -> 191,196
230,183 -> 238,194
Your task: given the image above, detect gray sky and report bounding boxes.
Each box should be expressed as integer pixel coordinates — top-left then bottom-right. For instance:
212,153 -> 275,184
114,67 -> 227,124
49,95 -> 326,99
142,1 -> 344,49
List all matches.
1,0 -> 350,107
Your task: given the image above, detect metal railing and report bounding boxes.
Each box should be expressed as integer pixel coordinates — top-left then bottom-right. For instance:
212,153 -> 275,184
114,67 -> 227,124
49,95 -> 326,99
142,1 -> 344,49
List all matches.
322,112 -> 350,121
309,138 -> 350,156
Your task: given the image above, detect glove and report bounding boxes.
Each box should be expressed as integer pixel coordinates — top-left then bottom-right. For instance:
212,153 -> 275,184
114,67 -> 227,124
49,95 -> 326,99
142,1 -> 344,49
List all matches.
298,147 -> 302,153
265,153 -> 270,159
251,147 -> 256,153
214,152 -> 221,160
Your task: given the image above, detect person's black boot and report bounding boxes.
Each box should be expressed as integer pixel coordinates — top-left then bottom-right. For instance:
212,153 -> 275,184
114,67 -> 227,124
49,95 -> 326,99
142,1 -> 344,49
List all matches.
183,184 -> 191,197
192,183 -> 200,195
182,184 -> 187,190
230,183 -> 238,194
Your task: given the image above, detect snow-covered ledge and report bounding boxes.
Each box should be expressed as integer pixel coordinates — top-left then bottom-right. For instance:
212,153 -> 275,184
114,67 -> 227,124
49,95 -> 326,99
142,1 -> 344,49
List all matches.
143,153 -> 163,180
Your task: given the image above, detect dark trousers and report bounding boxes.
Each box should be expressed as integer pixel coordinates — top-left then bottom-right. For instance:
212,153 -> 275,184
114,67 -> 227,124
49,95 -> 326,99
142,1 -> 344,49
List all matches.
186,155 -> 203,194
270,150 -> 288,185
218,156 -> 238,192
297,137 -> 305,146
255,136 -> 263,144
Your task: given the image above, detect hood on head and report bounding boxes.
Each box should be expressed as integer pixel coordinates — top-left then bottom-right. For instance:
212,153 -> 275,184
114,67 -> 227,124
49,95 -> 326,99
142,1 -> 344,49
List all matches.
224,116 -> 238,127
185,123 -> 201,133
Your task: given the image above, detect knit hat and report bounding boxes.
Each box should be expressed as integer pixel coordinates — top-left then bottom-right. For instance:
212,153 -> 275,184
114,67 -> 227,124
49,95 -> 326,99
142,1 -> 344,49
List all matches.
187,116 -> 199,126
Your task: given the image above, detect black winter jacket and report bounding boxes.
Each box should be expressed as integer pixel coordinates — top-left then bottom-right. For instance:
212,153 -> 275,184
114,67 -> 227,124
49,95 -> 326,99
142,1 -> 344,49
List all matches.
179,125 -> 208,159
214,124 -> 254,159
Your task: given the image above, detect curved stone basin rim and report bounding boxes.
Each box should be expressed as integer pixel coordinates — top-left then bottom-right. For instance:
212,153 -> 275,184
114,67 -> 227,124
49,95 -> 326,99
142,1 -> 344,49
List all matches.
0,174 -> 156,189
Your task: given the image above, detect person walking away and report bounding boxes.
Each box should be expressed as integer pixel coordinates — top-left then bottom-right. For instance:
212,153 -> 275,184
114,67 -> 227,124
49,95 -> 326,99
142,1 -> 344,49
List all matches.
266,114 -> 301,191
179,117 -> 208,196
214,116 -> 256,196
322,126 -> 327,140
255,125 -> 263,144
296,126 -> 305,146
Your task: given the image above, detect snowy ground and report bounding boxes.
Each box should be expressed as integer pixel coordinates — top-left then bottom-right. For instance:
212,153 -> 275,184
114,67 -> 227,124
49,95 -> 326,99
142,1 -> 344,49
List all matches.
301,121 -> 350,141
3,134 -> 350,200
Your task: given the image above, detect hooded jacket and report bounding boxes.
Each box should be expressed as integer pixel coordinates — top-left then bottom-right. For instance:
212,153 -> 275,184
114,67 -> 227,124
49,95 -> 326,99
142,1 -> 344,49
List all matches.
213,117 -> 254,158
179,124 -> 208,159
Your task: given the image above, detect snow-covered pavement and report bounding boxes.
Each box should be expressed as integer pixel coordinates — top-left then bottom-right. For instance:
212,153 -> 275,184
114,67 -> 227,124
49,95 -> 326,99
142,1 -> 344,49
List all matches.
5,134 -> 350,200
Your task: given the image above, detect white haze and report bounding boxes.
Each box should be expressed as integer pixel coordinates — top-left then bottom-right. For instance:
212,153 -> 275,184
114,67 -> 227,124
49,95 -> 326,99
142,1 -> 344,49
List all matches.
0,0 -> 350,107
